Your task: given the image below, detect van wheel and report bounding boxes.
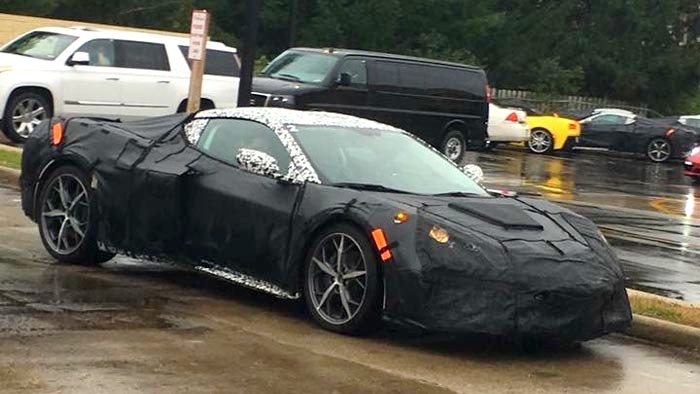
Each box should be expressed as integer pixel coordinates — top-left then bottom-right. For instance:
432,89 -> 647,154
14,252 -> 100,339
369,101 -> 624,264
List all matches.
2,91 -> 52,142
37,165 -> 114,265
441,129 -> 466,162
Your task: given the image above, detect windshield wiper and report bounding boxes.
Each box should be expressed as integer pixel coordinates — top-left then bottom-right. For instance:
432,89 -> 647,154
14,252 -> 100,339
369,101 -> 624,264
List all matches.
432,191 -> 484,197
331,182 -> 411,194
271,73 -> 301,82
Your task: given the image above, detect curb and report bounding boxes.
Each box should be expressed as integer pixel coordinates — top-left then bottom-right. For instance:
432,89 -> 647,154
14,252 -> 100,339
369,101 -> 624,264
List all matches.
627,314 -> 700,350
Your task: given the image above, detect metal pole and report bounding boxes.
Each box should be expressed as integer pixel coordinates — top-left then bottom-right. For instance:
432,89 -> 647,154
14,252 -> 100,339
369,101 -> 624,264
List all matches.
237,0 -> 260,107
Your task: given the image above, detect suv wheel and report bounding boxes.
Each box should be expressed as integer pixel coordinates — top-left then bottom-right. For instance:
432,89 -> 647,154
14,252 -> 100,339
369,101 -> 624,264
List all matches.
441,129 -> 467,162
2,91 -> 51,143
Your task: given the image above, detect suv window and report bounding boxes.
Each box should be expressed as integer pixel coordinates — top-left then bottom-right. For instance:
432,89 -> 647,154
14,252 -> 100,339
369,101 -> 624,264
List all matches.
114,40 -> 170,71
197,119 -> 291,173
336,58 -> 367,88
2,31 -> 77,60
179,46 -> 240,76
75,39 -> 116,67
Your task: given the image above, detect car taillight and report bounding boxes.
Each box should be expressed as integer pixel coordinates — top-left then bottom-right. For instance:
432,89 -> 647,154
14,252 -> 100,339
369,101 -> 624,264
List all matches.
50,121 -> 64,146
505,112 -> 518,122
666,128 -> 676,137
485,84 -> 491,103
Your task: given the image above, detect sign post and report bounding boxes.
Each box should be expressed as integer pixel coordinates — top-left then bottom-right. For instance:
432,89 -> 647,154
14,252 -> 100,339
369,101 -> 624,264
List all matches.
186,9 -> 210,113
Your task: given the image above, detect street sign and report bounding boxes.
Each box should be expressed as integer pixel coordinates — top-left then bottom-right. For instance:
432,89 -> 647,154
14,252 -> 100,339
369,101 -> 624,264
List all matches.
188,10 -> 209,61
186,9 -> 210,113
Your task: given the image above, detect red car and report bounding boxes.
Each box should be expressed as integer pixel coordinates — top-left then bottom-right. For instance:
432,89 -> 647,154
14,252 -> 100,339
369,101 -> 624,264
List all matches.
685,146 -> 700,183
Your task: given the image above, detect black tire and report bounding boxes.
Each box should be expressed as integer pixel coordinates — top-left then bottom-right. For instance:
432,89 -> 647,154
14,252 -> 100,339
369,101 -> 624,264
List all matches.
303,223 -> 382,335
646,138 -> 672,163
528,128 -> 554,154
440,129 -> 467,163
37,165 -> 114,265
2,91 -> 52,143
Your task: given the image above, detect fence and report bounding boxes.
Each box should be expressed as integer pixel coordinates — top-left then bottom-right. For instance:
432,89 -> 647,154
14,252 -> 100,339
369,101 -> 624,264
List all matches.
491,88 -> 653,117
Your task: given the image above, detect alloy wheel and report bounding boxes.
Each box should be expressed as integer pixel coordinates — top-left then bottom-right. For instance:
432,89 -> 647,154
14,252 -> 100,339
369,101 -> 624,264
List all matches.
40,174 -> 90,255
444,137 -> 463,161
307,233 -> 368,325
647,139 -> 671,162
11,98 -> 47,138
529,130 -> 552,153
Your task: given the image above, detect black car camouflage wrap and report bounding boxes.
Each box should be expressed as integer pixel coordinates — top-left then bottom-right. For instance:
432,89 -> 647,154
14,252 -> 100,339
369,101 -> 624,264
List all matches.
20,108 -> 632,341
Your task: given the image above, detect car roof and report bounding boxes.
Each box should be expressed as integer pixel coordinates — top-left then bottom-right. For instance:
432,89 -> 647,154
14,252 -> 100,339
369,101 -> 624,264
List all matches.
289,47 -> 482,71
194,107 -> 402,132
592,108 -> 636,116
31,26 -> 236,52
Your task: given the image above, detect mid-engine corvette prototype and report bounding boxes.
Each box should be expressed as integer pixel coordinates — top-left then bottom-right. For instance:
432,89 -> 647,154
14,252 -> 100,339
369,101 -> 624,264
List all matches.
20,108 -> 632,341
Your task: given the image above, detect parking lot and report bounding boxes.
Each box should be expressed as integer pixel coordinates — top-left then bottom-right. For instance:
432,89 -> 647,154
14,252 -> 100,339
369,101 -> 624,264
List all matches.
1,146 -> 699,393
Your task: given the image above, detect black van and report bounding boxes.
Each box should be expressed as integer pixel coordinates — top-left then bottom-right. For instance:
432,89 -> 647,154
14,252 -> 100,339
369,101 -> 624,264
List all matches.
250,48 -> 490,162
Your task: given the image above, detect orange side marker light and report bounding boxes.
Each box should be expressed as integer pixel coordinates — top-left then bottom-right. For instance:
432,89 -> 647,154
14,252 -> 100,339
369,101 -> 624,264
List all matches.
51,121 -> 64,146
370,228 -> 392,262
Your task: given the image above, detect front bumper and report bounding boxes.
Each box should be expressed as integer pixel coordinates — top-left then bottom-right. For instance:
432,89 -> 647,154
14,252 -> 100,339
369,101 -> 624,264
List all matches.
382,214 -> 632,342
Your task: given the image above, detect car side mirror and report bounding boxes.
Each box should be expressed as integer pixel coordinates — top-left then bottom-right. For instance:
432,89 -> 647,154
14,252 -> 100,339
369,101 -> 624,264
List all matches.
67,51 -> 90,66
337,72 -> 352,87
236,148 -> 281,178
462,164 -> 484,184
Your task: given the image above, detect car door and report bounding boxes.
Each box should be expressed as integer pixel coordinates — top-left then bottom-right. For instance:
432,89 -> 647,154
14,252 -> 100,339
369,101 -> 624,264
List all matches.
579,114 -> 627,148
183,118 -> 301,284
310,57 -> 371,118
61,39 -> 123,118
112,39 -> 179,119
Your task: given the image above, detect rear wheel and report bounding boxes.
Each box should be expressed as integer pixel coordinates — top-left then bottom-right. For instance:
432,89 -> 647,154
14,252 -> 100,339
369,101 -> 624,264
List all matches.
440,129 -> 467,162
2,91 -> 51,142
528,129 -> 553,154
646,138 -> 671,163
303,223 -> 382,335
37,165 -> 114,265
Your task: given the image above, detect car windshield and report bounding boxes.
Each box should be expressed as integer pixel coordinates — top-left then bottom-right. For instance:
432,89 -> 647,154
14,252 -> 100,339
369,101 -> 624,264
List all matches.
292,125 -> 490,196
260,50 -> 339,85
1,31 -> 77,60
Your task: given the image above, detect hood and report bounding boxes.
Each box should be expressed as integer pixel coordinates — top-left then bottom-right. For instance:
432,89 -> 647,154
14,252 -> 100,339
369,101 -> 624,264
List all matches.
252,76 -> 326,95
0,52 -> 54,70
406,195 -> 595,244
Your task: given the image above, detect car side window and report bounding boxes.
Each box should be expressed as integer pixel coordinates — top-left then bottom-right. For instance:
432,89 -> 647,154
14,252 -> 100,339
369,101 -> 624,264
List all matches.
591,114 -> 626,125
337,58 -> 367,88
197,119 -> 292,174
114,40 -> 170,71
74,39 -> 116,67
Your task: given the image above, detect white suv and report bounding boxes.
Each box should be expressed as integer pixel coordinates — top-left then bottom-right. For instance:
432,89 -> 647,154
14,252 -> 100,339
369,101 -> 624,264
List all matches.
0,26 -> 240,142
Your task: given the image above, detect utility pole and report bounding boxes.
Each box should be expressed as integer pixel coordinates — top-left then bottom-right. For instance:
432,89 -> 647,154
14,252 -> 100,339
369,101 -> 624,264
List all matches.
237,0 -> 260,107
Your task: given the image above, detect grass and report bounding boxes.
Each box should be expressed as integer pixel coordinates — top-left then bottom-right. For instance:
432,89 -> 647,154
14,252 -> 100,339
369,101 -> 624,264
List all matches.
630,296 -> 700,329
0,148 -> 21,170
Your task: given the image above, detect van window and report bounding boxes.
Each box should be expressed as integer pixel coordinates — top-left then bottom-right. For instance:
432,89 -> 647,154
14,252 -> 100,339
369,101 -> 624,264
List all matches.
372,61 -> 400,91
372,60 -> 483,98
179,46 -> 240,77
74,39 -> 116,67
114,40 -> 170,71
336,58 -> 367,88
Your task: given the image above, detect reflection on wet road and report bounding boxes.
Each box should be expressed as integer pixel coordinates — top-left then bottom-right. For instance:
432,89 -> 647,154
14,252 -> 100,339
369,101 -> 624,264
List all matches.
0,184 -> 699,393
470,147 -> 700,301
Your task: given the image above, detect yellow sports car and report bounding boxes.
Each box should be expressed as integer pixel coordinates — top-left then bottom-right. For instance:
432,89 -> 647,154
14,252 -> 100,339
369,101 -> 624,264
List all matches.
526,113 -> 581,154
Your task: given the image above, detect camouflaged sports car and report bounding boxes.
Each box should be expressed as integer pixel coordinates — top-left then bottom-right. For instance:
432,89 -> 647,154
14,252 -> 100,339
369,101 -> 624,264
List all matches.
20,108 -> 632,340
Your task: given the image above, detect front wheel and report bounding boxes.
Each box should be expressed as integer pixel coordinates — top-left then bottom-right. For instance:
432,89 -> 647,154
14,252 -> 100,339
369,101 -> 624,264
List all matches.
528,129 -> 554,154
303,223 -> 382,335
646,138 -> 672,163
2,91 -> 52,142
37,165 -> 114,265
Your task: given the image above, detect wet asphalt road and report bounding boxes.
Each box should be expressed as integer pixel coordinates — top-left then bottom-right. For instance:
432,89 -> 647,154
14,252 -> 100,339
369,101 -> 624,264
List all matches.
1,183 -> 699,393
469,147 -> 700,302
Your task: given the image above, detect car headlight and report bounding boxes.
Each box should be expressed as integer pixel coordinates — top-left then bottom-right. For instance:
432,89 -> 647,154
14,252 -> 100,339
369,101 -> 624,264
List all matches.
690,146 -> 700,156
268,95 -> 295,108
